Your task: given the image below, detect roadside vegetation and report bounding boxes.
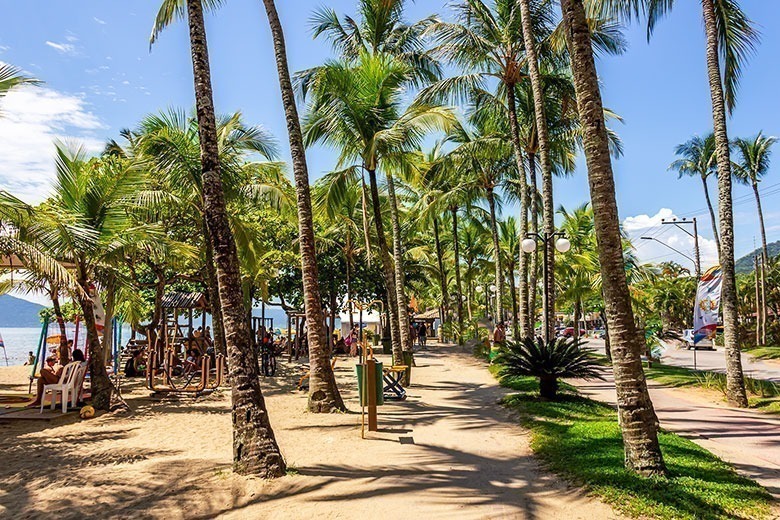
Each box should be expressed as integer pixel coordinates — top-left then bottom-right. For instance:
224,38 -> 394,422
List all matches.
494,369 -> 774,520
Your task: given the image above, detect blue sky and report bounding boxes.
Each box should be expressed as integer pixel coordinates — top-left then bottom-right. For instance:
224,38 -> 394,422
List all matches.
0,0 -> 778,275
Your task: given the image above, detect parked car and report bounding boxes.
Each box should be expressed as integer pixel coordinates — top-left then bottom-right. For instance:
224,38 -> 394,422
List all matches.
560,327 -> 586,338
682,329 -> 715,350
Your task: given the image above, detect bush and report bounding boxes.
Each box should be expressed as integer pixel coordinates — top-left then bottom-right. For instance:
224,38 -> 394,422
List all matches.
494,337 -> 603,399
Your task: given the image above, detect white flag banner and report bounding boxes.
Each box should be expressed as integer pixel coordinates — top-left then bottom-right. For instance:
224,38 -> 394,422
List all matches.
693,266 -> 722,345
89,283 -> 105,334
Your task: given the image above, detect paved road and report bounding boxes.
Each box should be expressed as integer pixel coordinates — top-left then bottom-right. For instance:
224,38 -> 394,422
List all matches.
584,338 -> 780,382
574,339 -> 780,498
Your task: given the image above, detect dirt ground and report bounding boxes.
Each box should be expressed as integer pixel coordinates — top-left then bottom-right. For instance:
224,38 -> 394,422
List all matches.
0,344 -> 617,519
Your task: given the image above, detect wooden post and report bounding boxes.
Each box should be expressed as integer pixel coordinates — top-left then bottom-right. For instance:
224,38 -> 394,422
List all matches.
188,308 -> 193,337
366,358 -> 378,432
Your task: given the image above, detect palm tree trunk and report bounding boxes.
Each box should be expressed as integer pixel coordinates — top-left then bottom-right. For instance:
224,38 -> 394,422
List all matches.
753,180 -> 768,344
519,0 -> 555,342
701,0 -> 748,408
573,299 -> 581,343
506,85 -> 528,335
203,235 -> 226,356
365,167 -> 403,363
560,0 -> 666,476
76,265 -> 117,411
433,217 -> 449,328
486,187 -> 504,322
528,153 -> 539,333
385,171 -> 413,355
346,246 -> 354,336
188,0 -> 285,477
701,175 -> 721,257
508,260 -> 519,339
261,0 -> 345,413
451,207 -> 464,344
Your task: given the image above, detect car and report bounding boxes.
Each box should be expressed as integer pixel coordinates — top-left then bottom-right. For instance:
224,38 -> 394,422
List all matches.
560,327 -> 586,338
682,329 -> 716,350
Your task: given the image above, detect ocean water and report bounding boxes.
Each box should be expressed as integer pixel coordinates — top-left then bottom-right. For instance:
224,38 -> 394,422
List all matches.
0,306 -> 340,366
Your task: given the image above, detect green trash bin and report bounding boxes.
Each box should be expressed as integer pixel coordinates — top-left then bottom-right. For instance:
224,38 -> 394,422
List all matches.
356,361 -> 384,406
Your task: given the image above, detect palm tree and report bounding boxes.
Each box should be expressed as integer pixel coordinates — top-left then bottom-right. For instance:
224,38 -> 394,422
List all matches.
733,132 -> 776,264
301,52 -> 453,363
151,0 -> 285,477
303,0 -> 442,357
620,0 -> 757,408
499,217 -> 521,338
557,0 -> 666,476
36,146 -> 148,411
422,0 -> 532,334
517,0 -> 557,341
669,134 -> 720,256
0,63 -> 38,105
260,0 -> 346,413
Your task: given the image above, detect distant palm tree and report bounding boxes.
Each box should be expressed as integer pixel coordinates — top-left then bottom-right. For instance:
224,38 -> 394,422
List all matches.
301,52 -> 453,363
151,0 -> 285,477
669,134 -> 720,256
733,132 -> 776,264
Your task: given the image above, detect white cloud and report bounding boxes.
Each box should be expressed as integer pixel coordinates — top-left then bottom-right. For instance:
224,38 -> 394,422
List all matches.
0,45 -> 9,53
624,208 -> 719,272
93,17 -> 107,25
0,83 -> 105,203
45,40 -> 77,56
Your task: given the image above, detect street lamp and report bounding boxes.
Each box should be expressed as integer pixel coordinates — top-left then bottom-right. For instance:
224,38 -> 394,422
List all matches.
522,232 -> 570,343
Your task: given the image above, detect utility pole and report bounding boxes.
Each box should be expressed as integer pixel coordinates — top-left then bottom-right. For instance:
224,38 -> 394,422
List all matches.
661,217 -> 701,279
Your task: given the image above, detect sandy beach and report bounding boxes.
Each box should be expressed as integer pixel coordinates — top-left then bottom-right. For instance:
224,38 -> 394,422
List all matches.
0,343 -> 616,519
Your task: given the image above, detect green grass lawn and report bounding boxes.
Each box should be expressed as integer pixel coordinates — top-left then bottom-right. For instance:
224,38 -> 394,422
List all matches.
744,346 -> 780,361
495,371 -> 774,520
642,363 -> 780,415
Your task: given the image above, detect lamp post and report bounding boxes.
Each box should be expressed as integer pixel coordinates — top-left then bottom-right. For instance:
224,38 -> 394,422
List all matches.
521,232 -> 570,343
489,284 -> 497,321
475,285 -> 485,318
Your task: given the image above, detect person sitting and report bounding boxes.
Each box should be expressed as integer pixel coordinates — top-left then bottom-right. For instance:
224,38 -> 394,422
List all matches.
183,348 -> 200,376
24,351 -> 36,366
72,348 -> 86,364
30,355 -> 63,407
334,337 -> 347,355
124,350 -> 144,377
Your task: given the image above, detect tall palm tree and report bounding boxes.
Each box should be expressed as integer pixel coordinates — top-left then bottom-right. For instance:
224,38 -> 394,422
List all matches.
619,0 -> 757,408
733,132 -> 776,264
422,0 -> 533,332
517,0 -> 557,341
260,0 -> 346,413
558,0 -> 666,476
669,134 -> 720,256
151,0 -> 285,477
301,52 -> 453,363
499,217 -> 521,338
303,0 -> 442,356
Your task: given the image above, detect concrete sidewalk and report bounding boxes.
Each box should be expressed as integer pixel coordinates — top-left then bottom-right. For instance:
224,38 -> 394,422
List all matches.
574,375 -> 780,499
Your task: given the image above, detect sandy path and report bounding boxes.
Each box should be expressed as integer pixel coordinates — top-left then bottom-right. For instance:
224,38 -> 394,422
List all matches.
0,344 -> 616,519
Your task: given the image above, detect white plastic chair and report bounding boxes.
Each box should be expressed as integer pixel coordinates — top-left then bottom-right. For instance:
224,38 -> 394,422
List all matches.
70,363 -> 88,409
40,361 -> 80,414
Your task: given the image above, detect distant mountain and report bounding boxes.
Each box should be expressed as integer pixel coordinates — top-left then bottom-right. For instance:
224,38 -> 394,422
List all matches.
0,294 -> 44,328
735,240 -> 780,274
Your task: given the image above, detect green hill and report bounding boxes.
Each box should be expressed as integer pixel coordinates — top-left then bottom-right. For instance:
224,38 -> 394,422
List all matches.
0,294 -> 44,328
735,240 -> 780,274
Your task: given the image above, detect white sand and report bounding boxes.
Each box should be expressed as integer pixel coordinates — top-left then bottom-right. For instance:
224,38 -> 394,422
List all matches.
0,344 -> 617,519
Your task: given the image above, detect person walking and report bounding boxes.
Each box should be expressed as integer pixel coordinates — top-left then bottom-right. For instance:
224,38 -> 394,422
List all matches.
418,322 -> 427,348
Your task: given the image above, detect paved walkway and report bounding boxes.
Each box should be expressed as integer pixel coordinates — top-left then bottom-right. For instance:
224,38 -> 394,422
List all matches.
585,338 -> 780,382
574,374 -> 780,499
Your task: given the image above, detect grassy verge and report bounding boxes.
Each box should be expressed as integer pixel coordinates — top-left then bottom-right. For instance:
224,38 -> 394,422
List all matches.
744,346 -> 780,361
643,363 -> 780,414
493,369 -> 774,520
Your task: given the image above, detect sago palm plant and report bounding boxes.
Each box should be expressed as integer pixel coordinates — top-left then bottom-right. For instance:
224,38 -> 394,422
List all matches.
495,336 -> 603,400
